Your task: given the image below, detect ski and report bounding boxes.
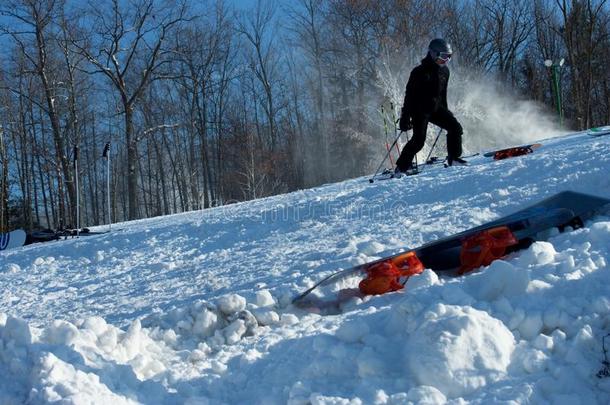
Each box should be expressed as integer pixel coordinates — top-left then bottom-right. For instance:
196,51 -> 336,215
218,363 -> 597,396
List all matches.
425,156 -> 446,165
432,153 -> 478,168
0,229 -> 27,251
443,157 -> 469,168
369,152 -> 481,182
370,168 -> 420,182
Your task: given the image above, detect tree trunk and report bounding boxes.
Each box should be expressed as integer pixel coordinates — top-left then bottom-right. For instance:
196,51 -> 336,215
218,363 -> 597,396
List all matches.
125,104 -> 139,219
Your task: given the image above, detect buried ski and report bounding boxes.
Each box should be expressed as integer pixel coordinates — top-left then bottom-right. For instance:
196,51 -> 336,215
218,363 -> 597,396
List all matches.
292,191 -> 610,307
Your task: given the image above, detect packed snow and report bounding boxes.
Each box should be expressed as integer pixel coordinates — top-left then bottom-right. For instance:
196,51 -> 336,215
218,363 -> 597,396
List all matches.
2,129 -> 610,404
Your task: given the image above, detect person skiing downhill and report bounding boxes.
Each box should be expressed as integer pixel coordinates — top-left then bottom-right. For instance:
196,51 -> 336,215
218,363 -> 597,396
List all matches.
396,38 -> 465,173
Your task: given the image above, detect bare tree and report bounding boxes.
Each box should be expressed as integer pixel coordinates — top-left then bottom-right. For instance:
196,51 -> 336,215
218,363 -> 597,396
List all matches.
285,0 -> 331,184
555,0 -> 609,128
483,0 -> 534,82
237,0 -> 284,151
172,1 -> 234,209
71,0 -> 189,220
0,126 -> 8,233
0,0 -> 78,227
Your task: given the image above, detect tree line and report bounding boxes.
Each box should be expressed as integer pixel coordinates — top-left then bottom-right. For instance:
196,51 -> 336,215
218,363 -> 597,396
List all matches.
0,0 -> 608,232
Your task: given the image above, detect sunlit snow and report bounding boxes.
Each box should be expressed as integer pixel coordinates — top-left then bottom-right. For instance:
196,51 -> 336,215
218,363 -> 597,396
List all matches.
2,129 -> 610,404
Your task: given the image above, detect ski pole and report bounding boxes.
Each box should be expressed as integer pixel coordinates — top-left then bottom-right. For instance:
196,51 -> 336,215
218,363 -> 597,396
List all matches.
390,102 -> 401,157
369,130 -> 404,183
381,104 -> 394,166
425,127 -> 443,164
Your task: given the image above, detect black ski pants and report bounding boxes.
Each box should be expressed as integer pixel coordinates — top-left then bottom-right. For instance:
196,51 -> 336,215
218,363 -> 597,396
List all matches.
396,107 -> 463,171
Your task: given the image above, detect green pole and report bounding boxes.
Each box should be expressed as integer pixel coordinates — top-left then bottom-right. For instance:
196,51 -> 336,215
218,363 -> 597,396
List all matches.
557,66 -> 563,126
552,65 -> 563,127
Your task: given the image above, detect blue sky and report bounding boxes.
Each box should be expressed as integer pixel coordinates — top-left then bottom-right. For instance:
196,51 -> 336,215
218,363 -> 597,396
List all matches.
227,0 -> 263,10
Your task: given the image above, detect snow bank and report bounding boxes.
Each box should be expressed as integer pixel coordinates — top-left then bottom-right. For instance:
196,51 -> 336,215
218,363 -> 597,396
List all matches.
1,220 -> 609,404
281,219 -> 610,403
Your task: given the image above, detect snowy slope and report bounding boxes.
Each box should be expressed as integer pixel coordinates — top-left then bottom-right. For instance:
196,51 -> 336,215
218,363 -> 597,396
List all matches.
1,130 -> 610,404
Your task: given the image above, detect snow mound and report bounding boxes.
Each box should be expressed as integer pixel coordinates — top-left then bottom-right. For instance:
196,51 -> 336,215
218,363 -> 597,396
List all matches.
406,304 -> 515,397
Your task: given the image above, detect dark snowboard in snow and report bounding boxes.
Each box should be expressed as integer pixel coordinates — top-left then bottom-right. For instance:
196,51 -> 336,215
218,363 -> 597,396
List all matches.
293,191 -> 610,306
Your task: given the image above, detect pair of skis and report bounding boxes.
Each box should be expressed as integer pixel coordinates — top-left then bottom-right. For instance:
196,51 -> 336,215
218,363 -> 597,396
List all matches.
371,151 -> 479,182
370,140 -> 543,183
372,101 -> 445,183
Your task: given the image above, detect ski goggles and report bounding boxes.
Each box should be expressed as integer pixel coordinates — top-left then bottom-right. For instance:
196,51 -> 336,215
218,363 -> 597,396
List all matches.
436,52 -> 452,62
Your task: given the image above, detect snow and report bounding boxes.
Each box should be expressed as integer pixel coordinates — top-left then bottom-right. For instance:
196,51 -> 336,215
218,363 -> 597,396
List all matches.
2,130 -> 610,404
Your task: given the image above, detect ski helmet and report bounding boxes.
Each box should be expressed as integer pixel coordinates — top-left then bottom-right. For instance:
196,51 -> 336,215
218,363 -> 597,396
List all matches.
428,38 -> 452,61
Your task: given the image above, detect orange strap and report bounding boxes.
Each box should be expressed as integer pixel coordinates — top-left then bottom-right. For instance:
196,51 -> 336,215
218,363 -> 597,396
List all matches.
359,251 -> 424,295
459,226 -> 518,274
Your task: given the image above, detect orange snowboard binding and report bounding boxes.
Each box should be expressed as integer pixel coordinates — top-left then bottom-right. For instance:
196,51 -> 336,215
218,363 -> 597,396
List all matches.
459,226 -> 519,274
359,251 -> 424,295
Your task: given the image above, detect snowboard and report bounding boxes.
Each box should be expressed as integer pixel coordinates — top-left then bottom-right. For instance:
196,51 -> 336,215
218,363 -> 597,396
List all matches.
483,143 -> 542,160
292,207 -> 573,306
0,229 -> 27,251
292,191 -> 610,307
587,126 -> 610,137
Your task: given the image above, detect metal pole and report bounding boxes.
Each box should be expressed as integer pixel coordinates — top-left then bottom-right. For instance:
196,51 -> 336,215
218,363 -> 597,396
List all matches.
74,146 -> 80,237
0,127 -> 5,234
390,102 -> 401,157
107,151 -> 111,232
544,59 -> 563,127
103,142 -> 111,232
380,104 -> 394,166
553,66 -> 561,122
547,61 -> 564,127
369,130 -> 404,183
557,66 -> 564,127
425,127 -> 443,164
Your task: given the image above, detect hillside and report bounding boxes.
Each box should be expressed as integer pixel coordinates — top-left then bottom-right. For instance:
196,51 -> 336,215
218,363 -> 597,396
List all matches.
1,129 -> 610,404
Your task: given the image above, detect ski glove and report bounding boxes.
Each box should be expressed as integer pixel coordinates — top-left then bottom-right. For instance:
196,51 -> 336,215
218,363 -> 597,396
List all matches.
399,114 -> 412,131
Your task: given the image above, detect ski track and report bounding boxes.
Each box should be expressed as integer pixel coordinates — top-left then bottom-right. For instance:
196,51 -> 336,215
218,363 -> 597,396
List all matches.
1,132 -> 610,404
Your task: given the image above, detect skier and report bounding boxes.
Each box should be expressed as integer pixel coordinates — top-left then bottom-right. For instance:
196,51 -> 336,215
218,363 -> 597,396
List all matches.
396,38 -> 465,173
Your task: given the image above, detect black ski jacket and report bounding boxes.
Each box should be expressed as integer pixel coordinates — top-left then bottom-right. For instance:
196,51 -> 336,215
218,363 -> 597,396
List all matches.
400,54 -> 450,119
